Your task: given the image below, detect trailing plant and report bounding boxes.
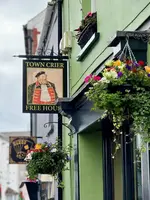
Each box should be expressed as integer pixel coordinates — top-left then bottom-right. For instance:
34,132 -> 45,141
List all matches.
84,41 -> 150,157
25,139 -> 72,186
74,12 -> 97,39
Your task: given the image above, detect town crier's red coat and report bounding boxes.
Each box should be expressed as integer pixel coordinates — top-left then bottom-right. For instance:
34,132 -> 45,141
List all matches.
28,81 -> 58,104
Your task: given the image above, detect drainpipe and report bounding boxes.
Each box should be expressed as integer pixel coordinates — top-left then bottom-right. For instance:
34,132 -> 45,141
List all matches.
58,0 -> 63,55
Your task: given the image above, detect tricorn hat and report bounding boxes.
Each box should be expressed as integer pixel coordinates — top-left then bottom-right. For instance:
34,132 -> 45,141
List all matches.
35,71 -> 45,78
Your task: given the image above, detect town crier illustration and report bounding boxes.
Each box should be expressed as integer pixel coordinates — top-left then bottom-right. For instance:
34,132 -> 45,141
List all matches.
28,71 -> 58,104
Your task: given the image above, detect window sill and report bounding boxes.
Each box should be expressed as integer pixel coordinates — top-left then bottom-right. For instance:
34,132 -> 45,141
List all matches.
76,32 -> 100,62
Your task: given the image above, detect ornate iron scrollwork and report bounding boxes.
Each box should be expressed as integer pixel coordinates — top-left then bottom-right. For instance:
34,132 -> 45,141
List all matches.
36,48 -> 59,56
125,31 -> 150,43
43,107 -> 76,137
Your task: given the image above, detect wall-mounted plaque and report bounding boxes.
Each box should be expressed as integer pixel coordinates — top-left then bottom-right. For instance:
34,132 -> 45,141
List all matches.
9,136 -> 36,164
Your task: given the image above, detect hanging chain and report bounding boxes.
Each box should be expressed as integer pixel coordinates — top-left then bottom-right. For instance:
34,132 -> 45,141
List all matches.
118,41 -> 128,61
126,40 -> 137,63
118,37 -> 138,63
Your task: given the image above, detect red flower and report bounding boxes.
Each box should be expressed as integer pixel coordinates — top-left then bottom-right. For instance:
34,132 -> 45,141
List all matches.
132,68 -> 137,73
93,75 -> 101,81
138,60 -> 145,66
126,60 -> 132,65
85,12 -> 93,19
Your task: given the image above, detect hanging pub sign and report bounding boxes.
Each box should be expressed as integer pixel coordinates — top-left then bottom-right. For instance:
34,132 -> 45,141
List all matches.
22,59 -> 68,113
9,136 -> 37,164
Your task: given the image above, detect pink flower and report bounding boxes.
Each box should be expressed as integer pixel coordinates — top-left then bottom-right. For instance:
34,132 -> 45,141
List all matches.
26,178 -> 37,183
84,74 -> 92,83
87,12 -> 92,17
74,27 -> 80,32
85,12 -> 93,19
93,75 -> 101,81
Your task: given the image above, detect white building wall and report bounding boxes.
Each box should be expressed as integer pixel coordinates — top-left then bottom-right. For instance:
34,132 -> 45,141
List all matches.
0,132 -> 30,200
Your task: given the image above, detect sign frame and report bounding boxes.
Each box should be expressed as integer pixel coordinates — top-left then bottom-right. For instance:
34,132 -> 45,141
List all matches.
22,59 -> 68,113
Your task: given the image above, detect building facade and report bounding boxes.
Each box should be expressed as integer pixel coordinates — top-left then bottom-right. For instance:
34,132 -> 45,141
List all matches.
23,0 -> 150,200
23,2 -> 59,142
23,2 -> 61,200
60,1 -> 150,200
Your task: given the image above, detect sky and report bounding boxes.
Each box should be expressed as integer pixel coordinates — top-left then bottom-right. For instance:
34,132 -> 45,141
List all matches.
0,0 -> 48,132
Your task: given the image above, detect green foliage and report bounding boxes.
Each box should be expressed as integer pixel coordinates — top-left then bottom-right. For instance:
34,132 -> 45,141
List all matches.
85,60 -> 150,156
26,140 -> 72,181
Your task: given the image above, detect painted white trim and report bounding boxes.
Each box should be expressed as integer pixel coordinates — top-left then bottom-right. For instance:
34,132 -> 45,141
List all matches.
91,0 -> 96,13
112,43 -> 121,57
77,33 -> 97,60
138,19 -> 150,31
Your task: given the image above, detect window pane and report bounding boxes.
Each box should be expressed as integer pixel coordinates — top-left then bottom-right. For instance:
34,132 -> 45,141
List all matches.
135,152 -> 142,200
113,149 -> 123,200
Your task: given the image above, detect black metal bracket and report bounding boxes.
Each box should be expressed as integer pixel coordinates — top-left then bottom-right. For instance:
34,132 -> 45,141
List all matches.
43,98 -> 76,136
109,30 -> 150,47
13,54 -> 68,59
44,120 -> 76,136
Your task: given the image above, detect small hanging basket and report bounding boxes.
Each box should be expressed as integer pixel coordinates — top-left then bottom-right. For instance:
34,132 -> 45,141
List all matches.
25,140 -> 72,186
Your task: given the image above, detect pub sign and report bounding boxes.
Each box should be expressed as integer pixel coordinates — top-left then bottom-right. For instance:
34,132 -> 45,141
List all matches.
9,136 -> 36,164
22,60 -> 68,113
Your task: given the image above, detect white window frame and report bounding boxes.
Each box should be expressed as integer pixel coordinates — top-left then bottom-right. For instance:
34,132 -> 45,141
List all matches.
91,0 -> 96,13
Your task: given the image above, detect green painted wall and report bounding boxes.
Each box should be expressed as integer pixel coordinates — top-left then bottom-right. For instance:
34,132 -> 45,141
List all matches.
62,121 -> 74,200
62,1 -> 150,200
82,0 -> 91,17
62,0 -> 150,95
78,131 -> 103,200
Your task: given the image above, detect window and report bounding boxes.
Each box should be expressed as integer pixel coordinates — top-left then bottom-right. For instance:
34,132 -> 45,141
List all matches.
77,0 -> 99,61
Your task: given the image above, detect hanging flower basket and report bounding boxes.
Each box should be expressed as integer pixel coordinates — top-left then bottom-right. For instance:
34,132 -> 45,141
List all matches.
25,140 -> 71,186
74,12 -> 97,48
85,40 -> 150,155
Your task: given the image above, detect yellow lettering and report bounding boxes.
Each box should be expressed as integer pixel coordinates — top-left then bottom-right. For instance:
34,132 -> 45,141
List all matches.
34,63 -> 40,67
40,62 -> 45,67
26,105 -> 35,111
26,105 -> 41,111
37,105 -> 41,111
50,63 -> 55,68
42,105 -> 60,111
26,105 -> 60,112
60,63 -> 64,68
26,62 -> 30,67
26,105 -> 29,110
26,62 -> 46,68
46,62 -> 50,67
